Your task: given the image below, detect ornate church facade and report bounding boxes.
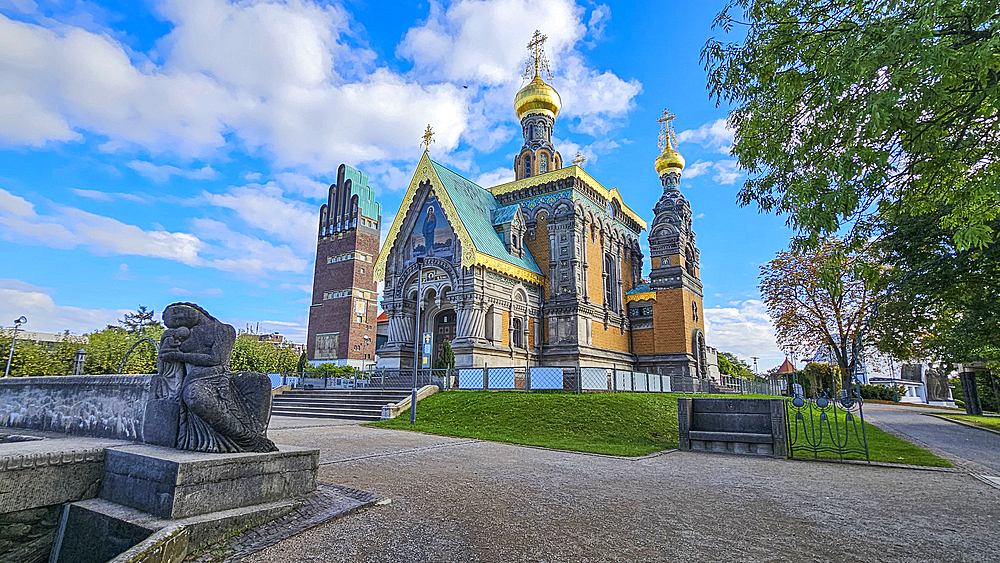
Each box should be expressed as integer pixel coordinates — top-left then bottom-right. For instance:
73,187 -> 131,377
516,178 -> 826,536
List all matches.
373,32 -> 709,377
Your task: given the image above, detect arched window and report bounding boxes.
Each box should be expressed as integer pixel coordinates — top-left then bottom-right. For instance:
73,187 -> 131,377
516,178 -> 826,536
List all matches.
524,154 -> 532,177
529,125 -> 534,140
511,234 -> 518,251
512,317 -> 523,348
540,153 -> 548,173
692,301 -> 699,321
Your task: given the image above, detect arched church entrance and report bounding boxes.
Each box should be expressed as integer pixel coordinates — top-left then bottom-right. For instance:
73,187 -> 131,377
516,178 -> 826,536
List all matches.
433,309 -> 456,368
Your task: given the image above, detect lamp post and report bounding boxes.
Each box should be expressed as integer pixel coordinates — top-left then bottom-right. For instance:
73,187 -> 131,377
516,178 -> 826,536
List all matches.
4,316 -> 27,378
411,257 -> 424,425
362,335 -> 371,371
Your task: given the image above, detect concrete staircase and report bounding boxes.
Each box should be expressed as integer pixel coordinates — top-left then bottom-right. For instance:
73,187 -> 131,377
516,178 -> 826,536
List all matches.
270,389 -> 413,421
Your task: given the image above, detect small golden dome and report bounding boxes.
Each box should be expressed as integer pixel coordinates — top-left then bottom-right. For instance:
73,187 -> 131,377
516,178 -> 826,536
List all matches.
654,142 -> 685,175
514,75 -> 561,120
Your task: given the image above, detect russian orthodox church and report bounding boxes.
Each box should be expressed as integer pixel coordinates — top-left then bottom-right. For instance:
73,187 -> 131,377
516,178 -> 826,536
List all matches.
372,31 -> 709,377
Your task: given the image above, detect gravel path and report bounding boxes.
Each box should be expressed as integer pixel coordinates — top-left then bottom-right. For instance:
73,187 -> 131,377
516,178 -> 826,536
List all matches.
861,403 -> 1000,475
238,424 -> 999,563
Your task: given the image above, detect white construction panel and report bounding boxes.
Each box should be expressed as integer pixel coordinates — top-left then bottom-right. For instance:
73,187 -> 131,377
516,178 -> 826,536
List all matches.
615,370 -> 631,391
580,368 -> 608,391
648,373 -> 661,392
633,372 -> 647,391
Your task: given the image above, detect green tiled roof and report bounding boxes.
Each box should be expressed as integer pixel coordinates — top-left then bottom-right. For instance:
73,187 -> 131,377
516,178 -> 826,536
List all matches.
344,164 -> 381,220
492,205 -> 518,226
626,282 -> 652,295
430,160 -> 541,276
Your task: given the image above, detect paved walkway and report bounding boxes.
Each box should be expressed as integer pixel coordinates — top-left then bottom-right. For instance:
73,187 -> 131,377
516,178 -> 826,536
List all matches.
237,422 -> 1000,563
861,403 -> 1000,475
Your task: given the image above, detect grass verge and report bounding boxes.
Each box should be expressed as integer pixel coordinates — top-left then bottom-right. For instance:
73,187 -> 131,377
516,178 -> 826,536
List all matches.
938,414 -> 1000,432
368,390 -> 951,466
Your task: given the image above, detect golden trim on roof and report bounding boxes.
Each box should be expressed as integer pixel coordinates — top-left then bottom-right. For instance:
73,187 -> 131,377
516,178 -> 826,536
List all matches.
625,292 -> 656,304
487,165 -> 647,230
374,153 -> 477,282
474,252 -> 545,286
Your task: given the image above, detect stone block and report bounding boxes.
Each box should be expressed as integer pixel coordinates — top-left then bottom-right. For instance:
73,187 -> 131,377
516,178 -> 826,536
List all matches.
100,444 -> 318,519
142,400 -> 179,448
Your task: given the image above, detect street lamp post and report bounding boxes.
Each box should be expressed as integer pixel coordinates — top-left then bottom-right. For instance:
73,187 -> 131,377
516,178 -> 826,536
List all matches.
362,335 -> 371,371
4,316 -> 27,378
411,257 -> 424,425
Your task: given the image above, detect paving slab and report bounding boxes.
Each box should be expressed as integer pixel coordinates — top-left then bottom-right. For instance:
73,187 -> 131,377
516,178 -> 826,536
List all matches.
242,429 -> 1000,563
268,423 -> 469,465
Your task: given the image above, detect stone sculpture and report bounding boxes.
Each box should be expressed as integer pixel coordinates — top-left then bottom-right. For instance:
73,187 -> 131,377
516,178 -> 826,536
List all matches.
925,367 -> 949,403
148,303 -> 277,453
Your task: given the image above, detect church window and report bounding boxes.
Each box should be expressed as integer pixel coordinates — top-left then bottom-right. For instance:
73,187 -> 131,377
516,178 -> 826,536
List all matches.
686,247 -> 696,277
693,301 -> 699,321
540,153 -> 548,173
512,235 -> 518,250
512,318 -> 523,348
524,155 -> 532,177
529,125 -> 534,140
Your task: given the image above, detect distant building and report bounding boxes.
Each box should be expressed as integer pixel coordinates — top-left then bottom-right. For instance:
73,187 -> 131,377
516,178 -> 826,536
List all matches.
254,332 -> 305,356
306,164 -> 382,368
0,329 -> 87,349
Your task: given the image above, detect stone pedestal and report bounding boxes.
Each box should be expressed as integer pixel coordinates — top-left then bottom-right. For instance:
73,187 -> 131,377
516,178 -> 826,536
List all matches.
99,444 -> 318,519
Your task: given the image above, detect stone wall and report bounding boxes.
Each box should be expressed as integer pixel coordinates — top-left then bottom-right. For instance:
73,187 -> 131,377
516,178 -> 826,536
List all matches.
0,375 -> 153,441
0,505 -> 62,563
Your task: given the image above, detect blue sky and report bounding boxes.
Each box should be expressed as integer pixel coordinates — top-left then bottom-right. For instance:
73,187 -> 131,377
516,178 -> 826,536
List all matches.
0,0 -> 791,369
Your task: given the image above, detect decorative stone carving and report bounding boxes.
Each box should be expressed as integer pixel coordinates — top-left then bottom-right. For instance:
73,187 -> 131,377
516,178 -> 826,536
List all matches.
153,303 -> 277,453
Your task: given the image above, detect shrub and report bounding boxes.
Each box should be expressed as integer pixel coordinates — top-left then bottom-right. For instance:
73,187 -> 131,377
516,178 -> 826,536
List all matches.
859,384 -> 905,402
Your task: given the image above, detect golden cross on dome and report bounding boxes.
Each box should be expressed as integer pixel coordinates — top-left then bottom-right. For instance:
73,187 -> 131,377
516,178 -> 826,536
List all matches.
572,151 -> 587,167
523,30 -> 553,81
657,109 -> 677,150
420,124 -> 435,152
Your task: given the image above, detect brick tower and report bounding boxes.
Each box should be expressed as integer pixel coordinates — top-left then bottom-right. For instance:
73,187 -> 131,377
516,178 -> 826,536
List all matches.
306,164 -> 382,367
630,111 -> 709,379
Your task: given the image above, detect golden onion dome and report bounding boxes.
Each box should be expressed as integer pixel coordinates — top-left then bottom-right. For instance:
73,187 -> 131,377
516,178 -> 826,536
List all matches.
654,142 -> 685,175
514,75 -> 561,120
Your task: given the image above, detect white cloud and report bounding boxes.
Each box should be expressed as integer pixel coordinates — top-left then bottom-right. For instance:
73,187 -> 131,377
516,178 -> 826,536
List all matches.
711,160 -> 741,185
69,188 -> 148,203
274,172 -> 330,200
0,278 -> 126,335
398,0 -> 639,136
683,160 -> 712,179
0,3 -> 469,172
474,167 -> 515,187
0,187 -> 203,263
203,183 -> 317,252
677,118 -> 734,154
127,160 -> 217,182
704,300 -> 784,370
192,218 -> 308,275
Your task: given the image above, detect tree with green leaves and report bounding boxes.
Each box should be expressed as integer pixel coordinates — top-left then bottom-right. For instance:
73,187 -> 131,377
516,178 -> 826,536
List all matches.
229,334 -> 299,374
760,238 -> 878,389
436,341 -> 455,371
718,352 -> 753,378
704,0 -> 1000,250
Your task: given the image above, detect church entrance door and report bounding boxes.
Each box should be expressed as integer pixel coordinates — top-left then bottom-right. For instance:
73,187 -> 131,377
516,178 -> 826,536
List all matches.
433,310 -> 456,368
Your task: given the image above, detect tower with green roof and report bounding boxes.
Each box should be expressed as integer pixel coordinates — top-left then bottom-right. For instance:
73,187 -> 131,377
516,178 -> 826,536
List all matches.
306,163 -> 382,366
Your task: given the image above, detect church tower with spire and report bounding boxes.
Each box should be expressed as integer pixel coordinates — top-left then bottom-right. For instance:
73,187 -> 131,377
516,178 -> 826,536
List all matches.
627,111 -> 709,379
513,31 -> 563,180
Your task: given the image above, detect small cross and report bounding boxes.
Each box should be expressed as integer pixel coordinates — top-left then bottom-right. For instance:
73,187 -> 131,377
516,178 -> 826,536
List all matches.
420,124 -> 435,152
523,30 -> 553,80
657,109 -> 676,150
572,151 -> 587,167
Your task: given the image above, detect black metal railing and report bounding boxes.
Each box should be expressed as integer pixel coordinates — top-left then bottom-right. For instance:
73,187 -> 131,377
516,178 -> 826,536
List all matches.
786,385 -> 870,462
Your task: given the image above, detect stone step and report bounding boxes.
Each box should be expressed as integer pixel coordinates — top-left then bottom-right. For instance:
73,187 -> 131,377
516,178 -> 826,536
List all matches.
271,399 -> 393,408
270,409 -> 382,421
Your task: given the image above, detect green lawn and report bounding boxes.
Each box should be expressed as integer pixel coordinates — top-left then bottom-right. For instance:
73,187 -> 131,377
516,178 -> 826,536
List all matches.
938,414 -> 1000,432
368,390 -> 951,466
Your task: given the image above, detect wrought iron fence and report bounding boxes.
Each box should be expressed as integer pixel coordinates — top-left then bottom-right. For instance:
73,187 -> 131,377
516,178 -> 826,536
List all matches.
785,386 -> 870,462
